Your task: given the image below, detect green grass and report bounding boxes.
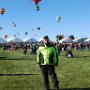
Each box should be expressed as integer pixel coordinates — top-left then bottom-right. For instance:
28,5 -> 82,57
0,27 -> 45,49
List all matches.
0,48 -> 90,90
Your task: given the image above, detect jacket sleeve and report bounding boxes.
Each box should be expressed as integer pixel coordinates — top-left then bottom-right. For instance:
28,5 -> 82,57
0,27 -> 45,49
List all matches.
53,47 -> 58,65
37,47 -> 41,64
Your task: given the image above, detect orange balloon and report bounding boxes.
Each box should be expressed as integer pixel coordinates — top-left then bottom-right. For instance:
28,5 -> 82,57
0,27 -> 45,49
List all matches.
0,8 -> 5,15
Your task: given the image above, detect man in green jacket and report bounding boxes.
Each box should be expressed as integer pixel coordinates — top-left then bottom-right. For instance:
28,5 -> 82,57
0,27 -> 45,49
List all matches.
37,36 -> 59,90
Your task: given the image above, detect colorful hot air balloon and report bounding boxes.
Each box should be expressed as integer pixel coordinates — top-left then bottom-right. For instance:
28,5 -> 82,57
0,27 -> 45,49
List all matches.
33,0 -> 42,11
33,0 -> 41,4
0,8 -> 5,15
56,16 -> 61,22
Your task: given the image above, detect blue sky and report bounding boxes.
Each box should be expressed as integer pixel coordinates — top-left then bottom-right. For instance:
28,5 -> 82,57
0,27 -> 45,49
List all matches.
0,0 -> 90,41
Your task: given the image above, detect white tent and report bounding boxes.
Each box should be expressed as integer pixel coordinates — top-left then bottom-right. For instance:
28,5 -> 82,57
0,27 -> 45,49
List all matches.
85,38 -> 90,43
23,37 -> 38,43
73,38 -> 85,43
7,37 -> 23,43
0,37 -> 7,43
73,38 -> 79,43
59,37 -> 73,43
38,38 -> 43,42
59,38 -> 67,43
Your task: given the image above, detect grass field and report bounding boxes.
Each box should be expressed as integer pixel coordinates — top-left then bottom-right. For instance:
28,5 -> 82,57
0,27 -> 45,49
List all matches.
0,48 -> 90,90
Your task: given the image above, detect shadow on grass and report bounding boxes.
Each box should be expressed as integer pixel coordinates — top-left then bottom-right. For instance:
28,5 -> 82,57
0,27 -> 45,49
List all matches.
73,55 -> 90,59
0,56 -> 33,60
59,54 -> 90,59
61,88 -> 90,90
50,88 -> 90,90
0,73 -> 40,76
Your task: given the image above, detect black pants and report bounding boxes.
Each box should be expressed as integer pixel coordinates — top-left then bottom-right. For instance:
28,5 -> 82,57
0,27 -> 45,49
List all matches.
40,65 -> 59,90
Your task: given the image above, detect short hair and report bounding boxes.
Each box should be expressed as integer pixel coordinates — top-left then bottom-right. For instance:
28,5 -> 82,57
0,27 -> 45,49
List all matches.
43,35 -> 49,39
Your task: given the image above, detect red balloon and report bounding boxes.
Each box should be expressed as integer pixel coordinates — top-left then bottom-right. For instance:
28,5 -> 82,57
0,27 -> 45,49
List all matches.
33,0 -> 41,4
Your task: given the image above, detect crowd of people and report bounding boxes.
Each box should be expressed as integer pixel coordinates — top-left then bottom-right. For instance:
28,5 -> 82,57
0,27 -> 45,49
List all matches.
1,40 -> 90,56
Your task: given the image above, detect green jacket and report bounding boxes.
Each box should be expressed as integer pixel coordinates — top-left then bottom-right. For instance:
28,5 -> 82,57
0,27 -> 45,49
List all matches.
37,44 -> 58,65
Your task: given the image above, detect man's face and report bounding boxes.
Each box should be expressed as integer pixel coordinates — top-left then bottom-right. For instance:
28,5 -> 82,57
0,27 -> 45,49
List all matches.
43,38 -> 48,44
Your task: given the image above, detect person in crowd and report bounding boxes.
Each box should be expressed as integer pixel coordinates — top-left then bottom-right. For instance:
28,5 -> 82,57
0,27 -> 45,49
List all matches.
37,35 -> 59,90
66,43 -> 73,58
23,44 -> 27,55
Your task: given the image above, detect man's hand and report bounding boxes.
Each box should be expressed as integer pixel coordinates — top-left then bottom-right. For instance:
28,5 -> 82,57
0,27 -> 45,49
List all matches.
55,64 -> 58,67
37,64 -> 40,68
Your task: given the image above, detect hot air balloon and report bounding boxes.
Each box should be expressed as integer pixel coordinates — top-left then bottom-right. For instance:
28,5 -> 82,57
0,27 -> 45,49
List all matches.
33,0 -> 41,4
12,21 -> 16,28
56,16 -> 61,22
0,27 -> 2,30
0,8 -> 5,15
4,35 -> 8,39
25,32 -> 28,35
37,27 -> 40,30
14,24 -> 16,27
33,0 -> 41,11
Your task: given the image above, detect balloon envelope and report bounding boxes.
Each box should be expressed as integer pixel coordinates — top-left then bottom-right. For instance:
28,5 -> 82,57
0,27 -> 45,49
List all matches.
37,27 -> 40,30
33,0 -> 41,4
14,24 -> 16,27
56,16 -> 61,22
25,32 -> 28,35
0,8 -> 5,15
0,27 -> 2,30
4,35 -> 8,39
